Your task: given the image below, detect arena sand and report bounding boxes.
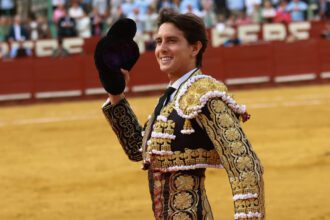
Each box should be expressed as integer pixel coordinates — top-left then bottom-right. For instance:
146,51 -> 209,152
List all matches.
0,84 -> 329,220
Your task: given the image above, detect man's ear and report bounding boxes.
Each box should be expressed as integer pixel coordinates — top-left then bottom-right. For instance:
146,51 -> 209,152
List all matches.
192,41 -> 202,56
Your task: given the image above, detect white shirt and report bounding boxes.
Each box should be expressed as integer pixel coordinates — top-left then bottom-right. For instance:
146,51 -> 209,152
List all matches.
14,24 -> 24,41
169,68 -> 197,102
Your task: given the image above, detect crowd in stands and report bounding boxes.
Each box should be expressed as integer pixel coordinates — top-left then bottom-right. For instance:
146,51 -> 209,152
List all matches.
0,0 -> 330,58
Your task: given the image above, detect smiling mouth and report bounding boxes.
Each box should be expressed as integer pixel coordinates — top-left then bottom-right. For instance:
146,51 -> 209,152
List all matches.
160,56 -> 173,63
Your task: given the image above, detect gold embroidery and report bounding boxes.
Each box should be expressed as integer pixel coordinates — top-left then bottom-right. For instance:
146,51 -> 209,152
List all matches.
168,172 -> 199,220
178,77 -> 228,117
230,141 -> 246,156
161,103 -> 175,117
150,148 -> 221,171
103,99 -> 143,161
174,192 -> 194,210
224,128 -> 241,141
211,99 -> 227,113
236,156 -> 254,171
175,175 -> 195,191
218,113 -> 234,128
172,212 -> 192,220
147,119 -> 176,154
198,98 -> 265,218
234,198 -> 261,213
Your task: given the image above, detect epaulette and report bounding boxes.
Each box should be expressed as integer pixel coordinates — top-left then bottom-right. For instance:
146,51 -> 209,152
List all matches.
174,74 -> 250,122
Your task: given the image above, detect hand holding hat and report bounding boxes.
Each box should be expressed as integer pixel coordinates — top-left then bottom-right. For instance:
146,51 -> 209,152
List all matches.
94,18 -> 140,95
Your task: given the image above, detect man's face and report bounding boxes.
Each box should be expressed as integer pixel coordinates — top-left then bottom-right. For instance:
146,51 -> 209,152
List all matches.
154,23 -> 197,82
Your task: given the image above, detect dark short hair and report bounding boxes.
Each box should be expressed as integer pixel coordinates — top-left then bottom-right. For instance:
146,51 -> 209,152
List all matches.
157,9 -> 208,67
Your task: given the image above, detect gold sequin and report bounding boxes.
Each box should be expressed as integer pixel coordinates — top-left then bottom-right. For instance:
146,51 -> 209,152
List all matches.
224,128 -> 241,141
212,99 -> 227,113
174,192 -> 193,210
175,175 -> 195,191
172,212 -> 192,220
198,98 -> 265,217
236,156 -> 253,171
230,141 -> 246,156
218,113 -> 234,128
177,76 -> 228,117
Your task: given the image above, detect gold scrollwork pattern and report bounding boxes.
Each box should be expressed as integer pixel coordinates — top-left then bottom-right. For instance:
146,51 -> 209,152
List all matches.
102,99 -> 143,161
168,173 -> 200,220
198,98 -> 265,219
150,149 -> 221,171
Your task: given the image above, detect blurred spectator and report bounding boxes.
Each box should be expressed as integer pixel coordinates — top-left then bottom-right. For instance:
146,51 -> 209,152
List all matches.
134,0 -> 152,15
53,3 -> 66,24
286,0 -> 308,22
90,7 -> 103,36
27,13 -> 50,41
57,9 -> 77,38
215,14 -> 226,32
122,0 -> 135,17
226,14 -> 237,26
76,10 -> 91,38
144,5 -> 157,50
213,0 -> 228,16
181,3 -> 203,17
0,0 -> 16,17
144,6 -> 158,34
7,15 -> 32,58
157,0 -> 179,11
28,13 -> 39,40
127,6 -> 145,34
201,1 -> 217,28
92,0 -> 109,18
179,0 -> 200,13
317,0 -> 330,20
321,21 -> 330,39
262,0 -> 276,23
52,0 -> 67,10
270,0 -> 280,7
223,31 -> 242,47
110,0 -> 124,19
36,15 -> 50,39
274,0 -> 291,23
68,0 -> 84,20
80,0 -> 93,13
236,11 -> 252,25
245,0 -> 262,17
0,16 -> 10,41
226,0 -> 245,16
251,3 -> 262,23
52,38 -> 69,57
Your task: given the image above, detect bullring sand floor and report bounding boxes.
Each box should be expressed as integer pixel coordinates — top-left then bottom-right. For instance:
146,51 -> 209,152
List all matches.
0,84 -> 329,220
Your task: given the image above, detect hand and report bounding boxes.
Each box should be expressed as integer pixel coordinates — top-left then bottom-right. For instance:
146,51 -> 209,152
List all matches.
108,68 -> 129,104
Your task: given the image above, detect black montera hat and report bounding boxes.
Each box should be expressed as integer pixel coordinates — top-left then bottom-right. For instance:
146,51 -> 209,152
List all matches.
94,18 -> 140,95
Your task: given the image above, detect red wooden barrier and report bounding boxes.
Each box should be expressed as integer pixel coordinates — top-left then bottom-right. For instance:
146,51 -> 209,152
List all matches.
1,39 -> 330,102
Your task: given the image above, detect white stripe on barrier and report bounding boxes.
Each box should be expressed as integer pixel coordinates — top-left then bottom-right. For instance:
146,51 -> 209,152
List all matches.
0,93 -> 32,101
225,76 -> 270,85
320,71 -> 330,79
274,73 -> 316,83
132,83 -> 168,92
35,90 -> 82,99
85,87 -> 106,95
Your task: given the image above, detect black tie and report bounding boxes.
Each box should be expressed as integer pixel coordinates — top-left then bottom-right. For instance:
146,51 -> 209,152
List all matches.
153,87 -> 176,118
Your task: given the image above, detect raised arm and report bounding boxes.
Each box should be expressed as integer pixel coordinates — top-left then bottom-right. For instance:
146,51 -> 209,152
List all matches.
102,98 -> 143,162
198,98 -> 265,219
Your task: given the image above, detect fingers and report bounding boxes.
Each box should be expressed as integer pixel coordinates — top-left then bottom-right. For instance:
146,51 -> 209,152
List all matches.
120,68 -> 130,84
